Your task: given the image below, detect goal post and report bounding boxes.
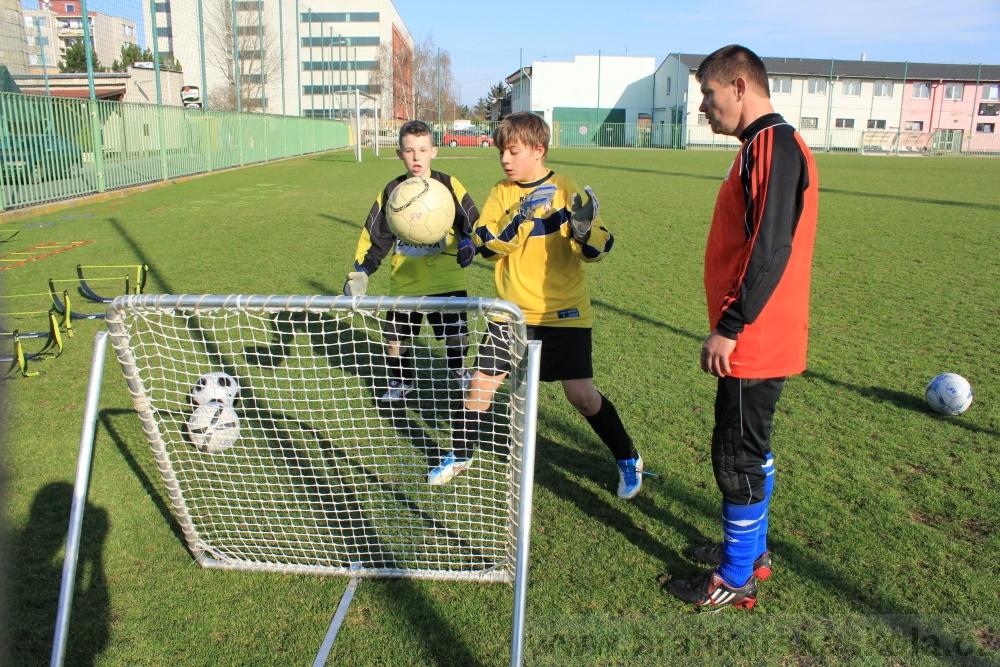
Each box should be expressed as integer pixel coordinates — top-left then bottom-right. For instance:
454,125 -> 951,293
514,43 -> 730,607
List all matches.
52,294 -> 541,667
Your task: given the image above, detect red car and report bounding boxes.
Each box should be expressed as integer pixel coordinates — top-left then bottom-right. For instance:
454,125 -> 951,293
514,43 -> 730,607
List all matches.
442,128 -> 494,148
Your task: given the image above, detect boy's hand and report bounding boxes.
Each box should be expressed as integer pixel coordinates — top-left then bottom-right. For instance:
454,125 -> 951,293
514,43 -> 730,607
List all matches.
568,186 -> 599,243
518,184 -> 557,220
457,236 -> 476,268
343,271 -> 368,296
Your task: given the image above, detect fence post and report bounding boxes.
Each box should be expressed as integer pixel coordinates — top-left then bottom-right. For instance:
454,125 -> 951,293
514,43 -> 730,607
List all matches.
88,100 -> 106,192
79,0 -> 96,101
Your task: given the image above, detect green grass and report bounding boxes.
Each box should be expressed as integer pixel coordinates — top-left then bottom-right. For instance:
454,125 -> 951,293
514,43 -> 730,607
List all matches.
4,147 -> 1000,666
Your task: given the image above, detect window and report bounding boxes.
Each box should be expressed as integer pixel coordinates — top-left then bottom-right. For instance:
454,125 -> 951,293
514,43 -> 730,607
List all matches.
835,118 -> 855,129
301,11 -> 379,22
37,17 -> 46,27
154,2 -> 170,10
904,121 -> 924,131
155,27 -> 172,37
697,113 -> 708,125
842,80 -> 861,96
980,103 -> 1000,116
123,25 -> 135,37
912,83 -> 931,99
873,81 -> 893,99
982,84 -> 999,101
771,77 -> 791,94
976,123 -> 995,133
300,36 -> 379,47
807,79 -> 827,95
867,119 -> 886,129
944,83 -> 964,100
666,77 -> 671,95
66,3 -> 74,11
799,117 -> 818,129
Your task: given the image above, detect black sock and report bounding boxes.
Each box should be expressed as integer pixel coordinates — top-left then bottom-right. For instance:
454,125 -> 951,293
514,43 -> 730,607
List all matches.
585,394 -> 638,461
446,343 -> 468,373
452,409 -> 481,460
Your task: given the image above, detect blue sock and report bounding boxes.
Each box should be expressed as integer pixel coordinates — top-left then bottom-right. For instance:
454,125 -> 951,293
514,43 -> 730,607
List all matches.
718,499 -> 768,588
756,454 -> 775,558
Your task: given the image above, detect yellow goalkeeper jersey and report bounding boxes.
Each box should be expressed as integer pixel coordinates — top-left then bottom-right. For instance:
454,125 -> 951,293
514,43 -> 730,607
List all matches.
473,171 -> 614,328
352,171 -> 479,296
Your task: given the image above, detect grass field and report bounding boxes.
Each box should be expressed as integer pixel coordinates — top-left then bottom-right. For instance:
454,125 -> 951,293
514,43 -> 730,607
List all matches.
3,146 -> 1000,666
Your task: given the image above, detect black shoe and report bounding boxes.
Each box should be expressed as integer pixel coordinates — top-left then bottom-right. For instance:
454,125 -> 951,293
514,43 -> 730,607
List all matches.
665,568 -> 757,612
689,543 -> 772,581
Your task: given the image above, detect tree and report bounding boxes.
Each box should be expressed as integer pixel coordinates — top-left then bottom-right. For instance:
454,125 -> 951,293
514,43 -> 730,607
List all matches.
111,45 -> 182,73
206,0 -> 281,112
411,34 -> 460,122
59,40 -> 104,73
369,41 -> 414,121
473,81 -> 509,120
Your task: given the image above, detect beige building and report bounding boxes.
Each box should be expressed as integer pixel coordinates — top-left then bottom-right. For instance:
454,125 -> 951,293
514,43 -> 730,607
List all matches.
1,0 -> 30,74
28,1 -> 137,72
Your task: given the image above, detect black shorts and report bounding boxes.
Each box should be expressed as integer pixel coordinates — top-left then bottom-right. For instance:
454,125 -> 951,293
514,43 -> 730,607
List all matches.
477,322 -> 593,382
383,291 -> 469,341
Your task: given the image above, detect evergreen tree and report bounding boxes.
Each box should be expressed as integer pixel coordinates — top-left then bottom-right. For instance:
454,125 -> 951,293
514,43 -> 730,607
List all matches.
59,40 -> 104,73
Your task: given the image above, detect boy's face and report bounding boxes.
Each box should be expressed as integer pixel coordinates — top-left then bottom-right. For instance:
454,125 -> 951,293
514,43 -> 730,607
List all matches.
397,133 -> 437,177
498,141 -> 547,183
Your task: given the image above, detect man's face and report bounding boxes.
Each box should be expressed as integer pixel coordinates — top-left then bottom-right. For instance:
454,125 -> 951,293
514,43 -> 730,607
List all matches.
397,133 -> 437,177
699,77 -> 742,136
498,140 -> 546,182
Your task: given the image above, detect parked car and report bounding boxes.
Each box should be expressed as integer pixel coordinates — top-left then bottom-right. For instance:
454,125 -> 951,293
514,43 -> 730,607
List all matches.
442,127 -> 494,148
363,129 -> 398,147
0,134 -> 83,184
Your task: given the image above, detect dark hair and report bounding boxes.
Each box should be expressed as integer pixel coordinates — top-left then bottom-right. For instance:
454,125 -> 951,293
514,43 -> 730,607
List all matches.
398,120 -> 433,146
493,112 -> 550,154
695,45 -> 770,98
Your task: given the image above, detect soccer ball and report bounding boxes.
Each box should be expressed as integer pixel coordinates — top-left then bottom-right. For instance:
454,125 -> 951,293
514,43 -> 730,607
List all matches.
386,177 -> 456,246
187,401 -> 241,453
925,373 -> 973,415
190,371 -> 240,407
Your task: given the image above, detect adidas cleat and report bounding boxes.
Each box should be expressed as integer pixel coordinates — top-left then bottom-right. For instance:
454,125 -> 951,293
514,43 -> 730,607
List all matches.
690,544 -> 773,581
428,452 -> 474,485
380,380 -> 413,401
666,568 -> 758,612
615,456 -> 644,499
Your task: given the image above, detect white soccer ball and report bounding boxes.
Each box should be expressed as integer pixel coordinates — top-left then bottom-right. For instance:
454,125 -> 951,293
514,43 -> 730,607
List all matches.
187,401 -> 241,453
386,177 -> 456,246
190,371 -> 240,407
925,373 -> 973,415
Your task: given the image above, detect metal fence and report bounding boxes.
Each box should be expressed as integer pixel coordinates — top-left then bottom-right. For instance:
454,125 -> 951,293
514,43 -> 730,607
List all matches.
0,92 -> 351,210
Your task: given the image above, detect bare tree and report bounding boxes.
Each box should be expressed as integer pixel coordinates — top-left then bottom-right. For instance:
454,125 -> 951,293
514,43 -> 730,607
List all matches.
411,34 -> 459,122
205,0 -> 282,112
369,41 -> 414,121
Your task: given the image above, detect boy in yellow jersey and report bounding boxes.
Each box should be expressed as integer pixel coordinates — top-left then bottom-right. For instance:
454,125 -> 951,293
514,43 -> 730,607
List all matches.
343,120 -> 480,400
428,112 -> 643,499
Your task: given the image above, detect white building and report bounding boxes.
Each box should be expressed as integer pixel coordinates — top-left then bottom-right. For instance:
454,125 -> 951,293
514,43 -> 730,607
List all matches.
146,0 -> 413,116
505,54 -> 655,146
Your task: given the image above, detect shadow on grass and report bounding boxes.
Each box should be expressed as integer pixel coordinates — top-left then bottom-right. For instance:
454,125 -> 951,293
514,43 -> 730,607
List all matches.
804,369 -> 1000,438
317,213 -> 361,229
548,159 -> 1000,212
10,482 -> 109,666
108,217 -> 175,293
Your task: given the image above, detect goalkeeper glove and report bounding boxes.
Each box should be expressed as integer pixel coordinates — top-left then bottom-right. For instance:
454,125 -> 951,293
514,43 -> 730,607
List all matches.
457,236 -> 476,268
518,184 -> 557,220
568,186 -> 599,244
343,270 -> 369,296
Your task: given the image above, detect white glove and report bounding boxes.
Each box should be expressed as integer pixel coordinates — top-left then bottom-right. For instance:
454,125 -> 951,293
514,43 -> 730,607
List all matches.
568,186 -> 598,243
343,271 -> 368,296
518,184 -> 557,220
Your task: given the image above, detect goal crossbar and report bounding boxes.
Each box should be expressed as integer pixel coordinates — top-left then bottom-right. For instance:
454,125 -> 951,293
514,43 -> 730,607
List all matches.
52,294 -> 540,667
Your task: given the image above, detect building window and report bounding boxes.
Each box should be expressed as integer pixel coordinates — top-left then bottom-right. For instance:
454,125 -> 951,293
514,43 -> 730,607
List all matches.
154,2 -> 170,11
235,0 -> 263,9
807,79 -> 827,95
842,80 -> 861,96
976,123 -> 995,133
905,121 -> 924,131
835,118 -> 855,129
301,36 -> 378,47
981,84 -> 998,101
771,77 -> 791,94
800,117 -> 818,129
156,27 -> 172,37
66,3 -> 74,11
697,113 -> 708,125
236,25 -> 260,36
912,83 -> 931,99
867,119 -> 887,129
944,83 -> 964,101
979,103 -> 1000,116
302,60 -> 377,72
666,77 -> 671,95
301,12 -> 379,22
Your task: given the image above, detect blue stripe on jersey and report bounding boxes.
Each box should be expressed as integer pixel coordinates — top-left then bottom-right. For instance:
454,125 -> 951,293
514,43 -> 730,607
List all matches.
581,228 -> 614,259
529,209 -> 569,237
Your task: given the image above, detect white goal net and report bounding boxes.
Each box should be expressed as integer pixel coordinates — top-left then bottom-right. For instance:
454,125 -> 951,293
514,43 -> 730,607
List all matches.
102,294 -> 537,584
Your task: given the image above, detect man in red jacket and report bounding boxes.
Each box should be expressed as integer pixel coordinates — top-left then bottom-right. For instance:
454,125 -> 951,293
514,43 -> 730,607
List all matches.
666,45 -> 819,611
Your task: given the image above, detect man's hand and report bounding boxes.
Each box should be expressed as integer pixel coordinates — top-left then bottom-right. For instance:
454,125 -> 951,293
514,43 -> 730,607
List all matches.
456,236 -> 476,268
343,271 -> 369,296
568,186 -> 599,243
518,184 -> 557,220
701,330 -> 737,377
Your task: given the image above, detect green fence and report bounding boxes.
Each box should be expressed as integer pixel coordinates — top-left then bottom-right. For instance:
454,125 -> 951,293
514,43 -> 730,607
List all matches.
0,92 -> 352,211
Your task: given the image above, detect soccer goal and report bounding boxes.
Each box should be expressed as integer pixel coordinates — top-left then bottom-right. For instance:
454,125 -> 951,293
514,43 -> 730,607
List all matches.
52,294 -> 541,667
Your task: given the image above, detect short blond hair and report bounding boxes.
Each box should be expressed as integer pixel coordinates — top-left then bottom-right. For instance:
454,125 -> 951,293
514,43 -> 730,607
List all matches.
493,112 -> 549,154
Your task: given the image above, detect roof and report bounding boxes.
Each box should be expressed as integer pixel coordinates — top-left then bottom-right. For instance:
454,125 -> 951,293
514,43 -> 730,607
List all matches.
674,54 -> 1000,82
505,67 -> 531,84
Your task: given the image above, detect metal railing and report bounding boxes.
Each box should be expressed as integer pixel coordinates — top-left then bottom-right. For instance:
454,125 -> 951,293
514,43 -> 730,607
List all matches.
1,92 -> 352,210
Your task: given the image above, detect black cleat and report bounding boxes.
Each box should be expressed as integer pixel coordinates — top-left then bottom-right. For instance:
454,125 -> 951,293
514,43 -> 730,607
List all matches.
665,568 -> 757,612
689,543 -> 772,581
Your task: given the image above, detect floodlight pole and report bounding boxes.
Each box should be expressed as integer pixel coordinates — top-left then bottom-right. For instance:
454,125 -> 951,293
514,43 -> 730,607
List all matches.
50,331 -> 109,667
373,99 -> 379,157
355,88 -> 361,162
